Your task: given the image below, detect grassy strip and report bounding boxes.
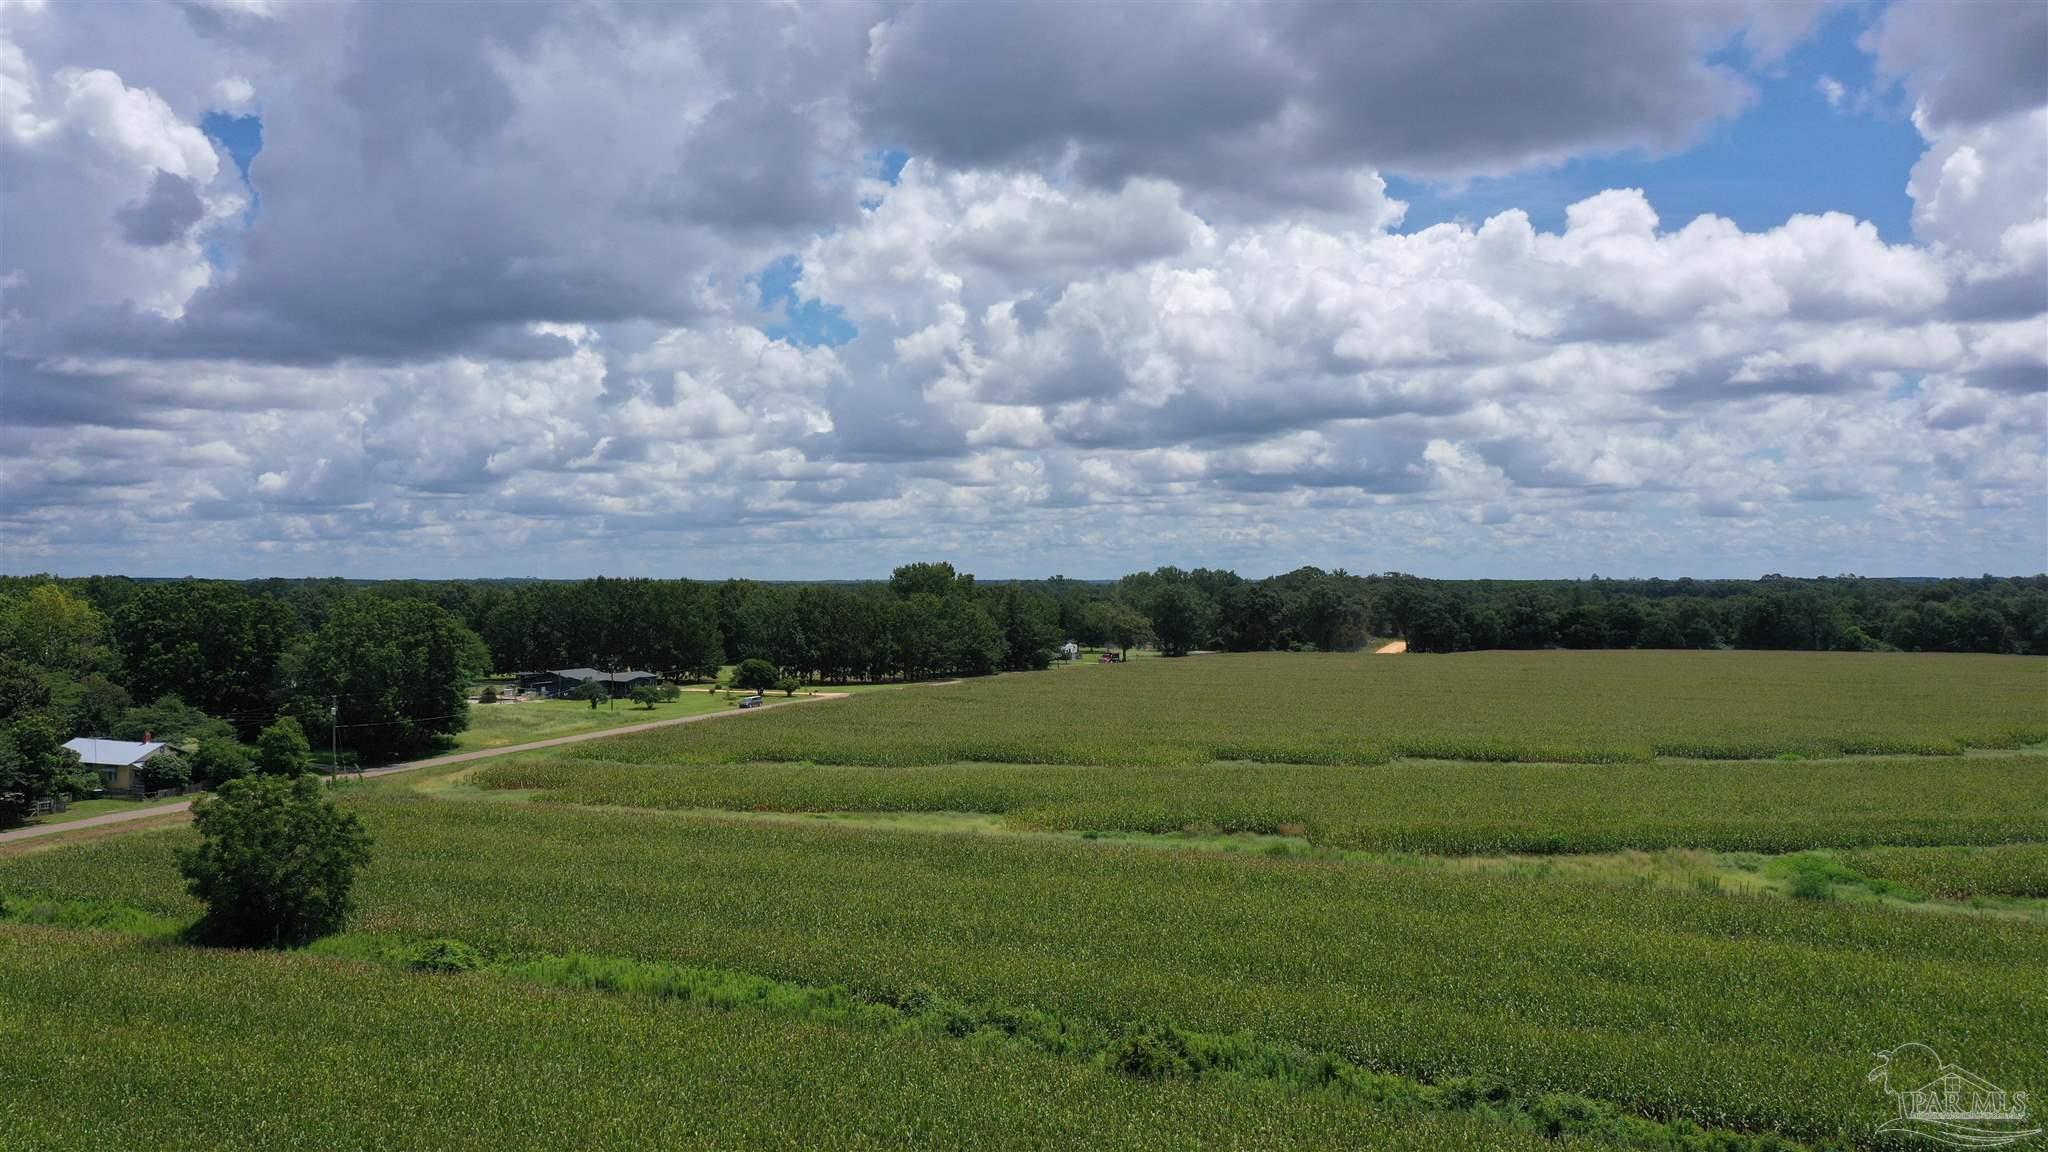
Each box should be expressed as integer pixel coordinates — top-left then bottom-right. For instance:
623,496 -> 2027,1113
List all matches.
0,892 -> 187,937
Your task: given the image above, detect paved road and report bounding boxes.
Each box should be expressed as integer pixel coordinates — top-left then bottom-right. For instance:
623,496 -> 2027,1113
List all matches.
0,693 -> 841,846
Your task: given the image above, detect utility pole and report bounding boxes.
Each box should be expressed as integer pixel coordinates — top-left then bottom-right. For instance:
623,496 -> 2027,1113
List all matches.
330,695 -> 340,780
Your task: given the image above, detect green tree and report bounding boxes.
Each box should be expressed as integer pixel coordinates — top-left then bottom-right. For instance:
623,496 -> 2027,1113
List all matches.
628,684 -> 660,709
176,774 -> 372,947
0,712 -> 81,827
1147,585 -> 1214,657
189,737 -> 253,787
995,586 -> 1062,671
112,695 -> 235,746
289,596 -> 490,762
734,658 -> 780,693
0,583 -> 113,673
111,582 -> 297,735
68,675 -> 132,736
776,675 -> 801,697
255,717 -> 311,777
571,680 -> 609,709
656,683 -> 682,703
889,561 -> 971,600
477,686 -> 499,704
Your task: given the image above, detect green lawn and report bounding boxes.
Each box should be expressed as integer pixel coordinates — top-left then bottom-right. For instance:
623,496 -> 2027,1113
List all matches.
452,693 -> 734,749
25,796 -> 188,827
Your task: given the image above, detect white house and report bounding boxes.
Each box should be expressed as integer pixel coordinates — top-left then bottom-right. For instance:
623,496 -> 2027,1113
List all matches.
1060,641 -> 1080,661
62,738 -> 169,793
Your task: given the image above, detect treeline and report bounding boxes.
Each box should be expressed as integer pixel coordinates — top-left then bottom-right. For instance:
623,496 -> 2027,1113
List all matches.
0,578 -> 488,821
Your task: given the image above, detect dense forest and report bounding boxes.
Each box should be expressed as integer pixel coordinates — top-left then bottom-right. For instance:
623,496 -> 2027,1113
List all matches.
3,565 -> 2043,822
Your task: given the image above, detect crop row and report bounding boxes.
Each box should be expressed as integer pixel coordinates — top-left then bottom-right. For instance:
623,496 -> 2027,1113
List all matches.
476,755 -> 2048,856
5,795 -> 2042,1143
572,650 -> 2048,768
1,924 -> 1605,1152
1838,842 -> 2048,899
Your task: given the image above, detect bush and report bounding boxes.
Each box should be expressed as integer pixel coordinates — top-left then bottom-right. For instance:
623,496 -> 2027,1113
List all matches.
571,681 -> 609,710
190,738 -> 253,787
734,660 -> 780,693
403,938 -> 483,973
136,749 -> 191,793
478,687 -> 499,705
629,685 -> 661,710
776,676 -> 801,697
176,774 -> 372,947
255,717 -> 311,777
656,683 -> 682,703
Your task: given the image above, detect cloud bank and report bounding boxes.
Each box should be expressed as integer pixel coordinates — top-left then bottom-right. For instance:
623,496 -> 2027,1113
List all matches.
2,0 -> 2042,577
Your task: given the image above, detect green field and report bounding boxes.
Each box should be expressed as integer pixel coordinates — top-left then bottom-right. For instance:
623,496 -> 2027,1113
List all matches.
475,754 -> 2048,854
2,926 -> 1626,1152
4,650 -> 2046,1150
563,650 -> 2048,766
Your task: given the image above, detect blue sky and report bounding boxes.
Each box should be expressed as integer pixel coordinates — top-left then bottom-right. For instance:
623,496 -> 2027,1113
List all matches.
1388,8 -> 1929,240
2,1 -> 2042,580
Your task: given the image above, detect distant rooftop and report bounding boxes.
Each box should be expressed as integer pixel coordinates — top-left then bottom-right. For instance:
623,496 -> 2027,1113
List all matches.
63,738 -> 166,767
548,668 -> 655,683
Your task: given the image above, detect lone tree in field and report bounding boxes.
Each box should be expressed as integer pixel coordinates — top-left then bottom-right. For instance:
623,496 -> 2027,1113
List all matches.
254,716 -> 311,776
776,675 -> 801,697
629,684 -> 661,710
571,680 -> 609,710
176,774 -> 372,947
734,659 -> 780,693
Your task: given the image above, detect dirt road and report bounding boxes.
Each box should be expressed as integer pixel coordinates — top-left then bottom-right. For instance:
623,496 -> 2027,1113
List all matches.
1375,639 -> 1407,654
0,693 -> 842,847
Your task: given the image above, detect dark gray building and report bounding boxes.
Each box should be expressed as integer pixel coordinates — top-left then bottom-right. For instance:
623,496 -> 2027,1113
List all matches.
516,668 -> 659,698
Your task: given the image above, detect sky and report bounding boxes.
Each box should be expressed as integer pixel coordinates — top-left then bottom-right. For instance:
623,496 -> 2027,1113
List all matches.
1,0 -> 2043,581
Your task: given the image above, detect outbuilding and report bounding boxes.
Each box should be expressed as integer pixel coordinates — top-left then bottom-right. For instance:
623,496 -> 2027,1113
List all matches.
516,668 -> 660,698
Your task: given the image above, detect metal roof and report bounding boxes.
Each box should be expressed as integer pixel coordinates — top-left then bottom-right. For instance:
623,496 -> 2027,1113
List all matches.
547,668 -> 656,683
63,738 -> 167,767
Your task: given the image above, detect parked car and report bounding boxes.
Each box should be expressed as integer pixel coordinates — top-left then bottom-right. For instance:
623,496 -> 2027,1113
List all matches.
738,695 -> 765,708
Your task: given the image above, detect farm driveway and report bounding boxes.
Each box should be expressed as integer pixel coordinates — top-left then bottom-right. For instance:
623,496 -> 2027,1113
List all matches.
0,693 -> 844,847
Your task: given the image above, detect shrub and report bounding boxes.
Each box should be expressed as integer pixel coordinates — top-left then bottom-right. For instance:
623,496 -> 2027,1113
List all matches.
176,774 -> 372,947
734,660 -> 780,693
776,676 -> 801,697
255,717 -> 311,777
189,738 -> 252,787
571,681 -> 609,710
629,685 -> 661,710
656,683 -> 682,703
478,687 -> 499,705
404,937 -> 484,973
135,749 -> 191,792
